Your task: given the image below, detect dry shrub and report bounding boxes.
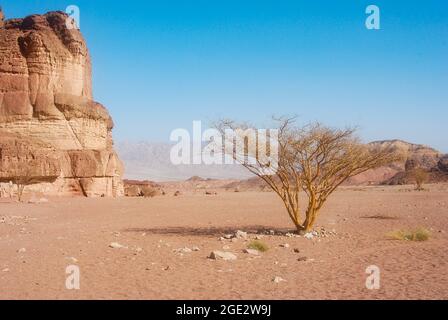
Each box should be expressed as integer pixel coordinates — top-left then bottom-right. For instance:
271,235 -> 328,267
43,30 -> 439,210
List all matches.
388,228 -> 430,241
247,240 -> 269,252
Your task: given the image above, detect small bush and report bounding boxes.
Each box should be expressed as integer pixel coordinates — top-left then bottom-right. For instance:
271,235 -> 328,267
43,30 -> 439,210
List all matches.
247,240 -> 269,252
388,228 -> 430,241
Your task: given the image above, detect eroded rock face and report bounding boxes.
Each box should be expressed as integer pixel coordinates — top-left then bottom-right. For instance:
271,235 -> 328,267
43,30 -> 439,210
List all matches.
0,10 -> 123,197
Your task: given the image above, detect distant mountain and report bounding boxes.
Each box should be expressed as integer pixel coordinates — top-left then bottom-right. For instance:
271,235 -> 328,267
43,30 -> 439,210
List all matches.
116,141 -> 252,181
348,140 -> 447,185
117,140 -> 447,185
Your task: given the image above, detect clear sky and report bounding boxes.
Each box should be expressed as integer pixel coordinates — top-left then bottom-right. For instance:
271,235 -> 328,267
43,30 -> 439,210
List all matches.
2,0 -> 448,151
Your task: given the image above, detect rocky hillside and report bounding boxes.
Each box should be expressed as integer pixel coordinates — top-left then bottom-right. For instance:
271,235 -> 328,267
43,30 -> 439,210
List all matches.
0,9 -> 123,197
348,140 -> 447,185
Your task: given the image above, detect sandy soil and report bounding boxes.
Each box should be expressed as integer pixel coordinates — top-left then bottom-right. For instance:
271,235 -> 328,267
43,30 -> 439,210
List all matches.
1,185 -> 447,300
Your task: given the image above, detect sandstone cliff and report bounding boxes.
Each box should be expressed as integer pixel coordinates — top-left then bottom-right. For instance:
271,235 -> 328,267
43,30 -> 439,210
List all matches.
0,9 -> 123,197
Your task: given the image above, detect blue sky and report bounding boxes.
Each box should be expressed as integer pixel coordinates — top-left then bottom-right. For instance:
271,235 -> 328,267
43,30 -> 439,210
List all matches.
3,0 -> 448,151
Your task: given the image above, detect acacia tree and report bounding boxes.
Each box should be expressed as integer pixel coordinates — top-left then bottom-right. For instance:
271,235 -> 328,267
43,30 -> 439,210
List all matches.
12,162 -> 37,202
215,117 -> 401,232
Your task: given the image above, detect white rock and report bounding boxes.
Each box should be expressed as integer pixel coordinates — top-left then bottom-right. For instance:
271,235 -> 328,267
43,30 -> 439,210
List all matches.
223,234 -> 233,239
66,257 -> 78,263
280,244 -> 290,248
273,276 -> 286,283
235,230 -> 248,239
192,246 -> 200,251
135,247 -> 143,253
109,242 -> 127,249
243,249 -> 260,255
304,233 -> 314,240
174,247 -> 192,254
2,268 -> 10,272
17,248 -> 26,253
209,251 -> 237,261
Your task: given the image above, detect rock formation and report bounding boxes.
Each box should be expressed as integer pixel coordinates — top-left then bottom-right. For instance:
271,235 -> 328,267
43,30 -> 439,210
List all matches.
0,10 -> 123,197
348,140 -> 447,185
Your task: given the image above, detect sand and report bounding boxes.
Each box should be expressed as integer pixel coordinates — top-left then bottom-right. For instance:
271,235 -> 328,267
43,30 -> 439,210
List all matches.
0,185 -> 447,300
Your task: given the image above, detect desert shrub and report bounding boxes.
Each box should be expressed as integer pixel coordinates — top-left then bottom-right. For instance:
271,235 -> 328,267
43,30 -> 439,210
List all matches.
247,240 -> 269,252
388,228 -> 430,241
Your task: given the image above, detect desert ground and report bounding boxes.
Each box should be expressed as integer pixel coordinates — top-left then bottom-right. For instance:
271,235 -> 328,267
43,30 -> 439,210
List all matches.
0,184 -> 447,300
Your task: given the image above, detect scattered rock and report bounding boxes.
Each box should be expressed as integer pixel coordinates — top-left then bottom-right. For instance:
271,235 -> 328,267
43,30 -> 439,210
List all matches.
273,276 -> 286,283
109,242 -> 127,249
17,248 -> 26,253
235,230 -> 248,239
293,248 -> 300,253
209,251 -> 237,261
243,249 -> 260,255
174,247 -> 192,254
66,257 -> 78,263
135,247 -> 143,253
297,257 -> 308,262
222,245 -> 231,250
280,244 -> 290,248
174,191 -> 181,197
223,234 -> 233,240
304,233 -> 314,240
2,268 -> 10,272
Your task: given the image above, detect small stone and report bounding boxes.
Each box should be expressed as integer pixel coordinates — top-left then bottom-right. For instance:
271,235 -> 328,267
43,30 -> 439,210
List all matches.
273,276 -> 286,283
304,233 -> 314,240
135,247 -> 143,253
223,234 -> 233,240
297,257 -> 308,262
192,246 -> 200,251
293,248 -> 300,253
222,245 -> 231,250
235,230 -> 248,239
2,268 -> 10,272
209,251 -> 237,261
255,235 -> 263,240
109,242 -> 127,249
17,248 -> 26,253
243,249 -> 260,255
280,244 -> 290,248
66,257 -> 78,263
174,247 -> 192,254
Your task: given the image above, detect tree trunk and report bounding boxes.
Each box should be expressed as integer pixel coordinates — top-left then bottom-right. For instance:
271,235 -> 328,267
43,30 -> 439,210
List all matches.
303,207 -> 319,232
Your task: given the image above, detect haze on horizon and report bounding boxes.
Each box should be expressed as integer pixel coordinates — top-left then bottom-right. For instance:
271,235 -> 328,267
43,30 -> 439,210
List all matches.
3,0 -> 448,152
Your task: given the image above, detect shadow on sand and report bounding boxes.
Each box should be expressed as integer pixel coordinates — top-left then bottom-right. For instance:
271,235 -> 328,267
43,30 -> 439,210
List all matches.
122,226 -> 295,237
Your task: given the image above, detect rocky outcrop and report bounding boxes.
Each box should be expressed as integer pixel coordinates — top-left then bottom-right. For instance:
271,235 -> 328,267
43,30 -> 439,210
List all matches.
347,140 -> 446,185
0,10 -> 123,197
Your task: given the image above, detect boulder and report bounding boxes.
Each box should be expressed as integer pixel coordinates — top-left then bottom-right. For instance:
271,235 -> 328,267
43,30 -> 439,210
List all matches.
209,251 -> 237,261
